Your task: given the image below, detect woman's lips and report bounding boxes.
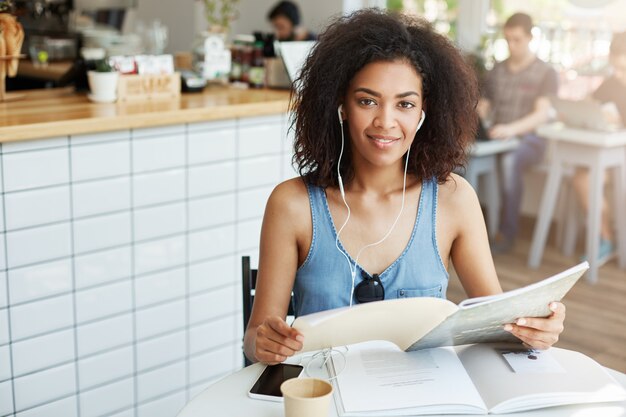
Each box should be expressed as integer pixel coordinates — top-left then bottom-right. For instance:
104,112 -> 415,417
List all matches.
367,134 -> 400,148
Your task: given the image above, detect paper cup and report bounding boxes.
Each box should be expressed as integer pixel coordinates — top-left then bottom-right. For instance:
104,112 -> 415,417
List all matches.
281,378 -> 333,417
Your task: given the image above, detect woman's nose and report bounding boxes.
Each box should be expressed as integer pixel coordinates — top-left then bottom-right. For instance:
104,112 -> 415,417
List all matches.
373,106 -> 397,129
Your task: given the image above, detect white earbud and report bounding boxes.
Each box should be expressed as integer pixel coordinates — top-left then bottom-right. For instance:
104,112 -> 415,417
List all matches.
416,110 -> 426,133
337,104 -> 346,200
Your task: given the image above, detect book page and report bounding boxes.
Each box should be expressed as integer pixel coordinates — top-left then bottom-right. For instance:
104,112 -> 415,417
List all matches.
457,343 -> 626,413
332,341 -> 486,416
407,262 -> 588,350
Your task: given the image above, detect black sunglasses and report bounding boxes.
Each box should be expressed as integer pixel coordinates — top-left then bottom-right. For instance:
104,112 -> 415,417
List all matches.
355,271 -> 385,303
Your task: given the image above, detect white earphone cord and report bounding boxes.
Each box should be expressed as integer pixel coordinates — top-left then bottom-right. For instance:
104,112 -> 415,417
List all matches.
335,112 -> 413,307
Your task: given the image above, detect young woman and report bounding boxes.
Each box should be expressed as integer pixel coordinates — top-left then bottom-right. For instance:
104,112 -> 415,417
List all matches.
244,9 -> 566,365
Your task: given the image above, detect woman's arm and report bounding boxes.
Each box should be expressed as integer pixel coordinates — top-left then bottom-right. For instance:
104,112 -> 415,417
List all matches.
243,179 -> 310,364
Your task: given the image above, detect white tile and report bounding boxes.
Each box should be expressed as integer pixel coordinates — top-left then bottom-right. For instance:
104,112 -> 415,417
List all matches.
134,202 -> 186,241
5,185 -> 71,230
2,136 -> 67,153
188,119 -> 235,133
188,125 -> 236,164
136,299 -> 185,340
133,169 -> 185,207
71,129 -> 129,145
189,380 -> 213,399
0,308 -> 8,345
189,255 -> 236,294
137,362 -> 185,403
10,294 -> 73,341
72,177 -> 131,218
73,212 -> 132,254
108,410 -> 134,417
137,390 -> 186,417
238,155 -> 282,189
189,345 -> 235,385
71,140 -> 130,182
6,223 -> 72,268
77,314 -> 133,357
189,315 -> 237,355
283,152 -> 298,180
238,117 -> 282,158
12,329 -> 74,377
0,344 -> 11,380
13,363 -> 76,411
78,346 -> 133,390
133,134 -> 185,173
16,396 -> 77,417
188,161 -> 236,197
189,285 -> 237,325
3,148 -> 69,192
0,238 -> 5,271
0,272 -> 7,308
133,124 -> 185,139
9,259 -> 72,304
74,246 -> 132,289
135,268 -> 185,308
136,330 -> 186,372
237,218 -> 263,251
79,377 -> 133,417
134,236 -> 185,275
237,187 -> 272,220
76,280 -> 132,323
188,224 -> 235,263
0,380 -> 13,415
0,195 -> 4,232
188,194 -> 235,230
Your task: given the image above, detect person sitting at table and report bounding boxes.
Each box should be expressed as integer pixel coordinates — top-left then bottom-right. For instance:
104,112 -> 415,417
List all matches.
267,1 -> 316,42
477,12 -> 559,254
571,31 -> 626,263
243,9 -> 567,365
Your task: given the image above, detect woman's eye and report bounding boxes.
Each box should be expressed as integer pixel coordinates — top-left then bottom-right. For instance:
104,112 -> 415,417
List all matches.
358,98 -> 376,106
399,101 -> 416,109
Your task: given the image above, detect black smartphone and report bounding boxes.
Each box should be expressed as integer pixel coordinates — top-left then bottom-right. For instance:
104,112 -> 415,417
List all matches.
248,363 -> 304,402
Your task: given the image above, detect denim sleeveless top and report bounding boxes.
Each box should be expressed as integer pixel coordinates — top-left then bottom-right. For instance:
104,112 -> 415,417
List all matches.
293,179 -> 449,317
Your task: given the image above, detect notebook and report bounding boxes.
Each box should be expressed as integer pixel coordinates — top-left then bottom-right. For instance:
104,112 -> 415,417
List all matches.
550,96 -> 622,132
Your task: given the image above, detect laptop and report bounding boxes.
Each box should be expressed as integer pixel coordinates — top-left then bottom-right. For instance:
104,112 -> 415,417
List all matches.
550,96 -> 622,132
277,41 -> 316,87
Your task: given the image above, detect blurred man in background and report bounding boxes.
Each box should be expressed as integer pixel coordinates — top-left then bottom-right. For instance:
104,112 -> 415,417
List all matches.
267,1 -> 316,41
478,12 -> 558,254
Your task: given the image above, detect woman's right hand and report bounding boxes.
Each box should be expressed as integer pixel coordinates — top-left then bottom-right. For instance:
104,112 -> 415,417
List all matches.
254,316 -> 304,365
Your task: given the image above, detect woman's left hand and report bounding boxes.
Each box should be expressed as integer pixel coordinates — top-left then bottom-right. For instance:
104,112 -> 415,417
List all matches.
503,302 -> 566,350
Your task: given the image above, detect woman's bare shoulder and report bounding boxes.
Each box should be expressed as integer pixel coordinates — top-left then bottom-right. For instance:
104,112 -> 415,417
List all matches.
265,177 -> 311,221
437,173 -> 478,206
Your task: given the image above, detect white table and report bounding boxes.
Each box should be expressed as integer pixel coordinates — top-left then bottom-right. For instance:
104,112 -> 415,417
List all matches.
177,358 -> 626,417
528,123 -> 626,282
465,139 -> 519,239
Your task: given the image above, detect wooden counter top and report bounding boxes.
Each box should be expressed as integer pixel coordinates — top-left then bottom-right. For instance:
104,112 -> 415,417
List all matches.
0,86 -> 291,142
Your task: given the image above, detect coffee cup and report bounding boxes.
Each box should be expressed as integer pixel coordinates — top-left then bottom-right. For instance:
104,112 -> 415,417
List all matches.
280,377 -> 333,417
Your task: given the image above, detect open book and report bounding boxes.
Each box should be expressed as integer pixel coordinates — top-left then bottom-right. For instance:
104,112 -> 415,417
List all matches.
329,341 -> 626,415
292,262 -> 589,353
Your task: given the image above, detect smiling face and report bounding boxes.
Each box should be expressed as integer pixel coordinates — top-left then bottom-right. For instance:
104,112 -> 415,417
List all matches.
342,59 -> 424,171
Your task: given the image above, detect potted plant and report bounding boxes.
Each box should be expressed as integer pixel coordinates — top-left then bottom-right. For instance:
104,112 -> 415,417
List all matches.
87,59 -> 119,103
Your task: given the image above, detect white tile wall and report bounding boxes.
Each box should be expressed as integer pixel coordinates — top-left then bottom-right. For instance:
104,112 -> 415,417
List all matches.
134,202 -> 186,241
13,362 -> 76,411
5,185 -> 71,230
133,124 -> 185,140
74,246 -> 132,290
136,330 -> 186,372
238,187 -> 273,220
136,391 -> 186,417
189,255 -> 236,293
16,396 -> 77,417
9,259 -> 72,304
133,169 -> 185,207
78,345 -> 133,390
0,380 -> 14,415
135,267 -> 185,308
238,115 -> 282,158
133,134 -> 185,173
73,212 -> 132,254
237,218 -> 263,251
0,344 -> 11,380
76,314 -> 133,357
108,410 -> 134,417
137,361 -> 186,402
189,285 -> 237,325
238,155 -> 282,189
0,272 -> 8,308
71,129 -> 129,145
134,236 -> 186,275
189,345 -> 235,385
0,308 -> 8,345
2,136 -> 67,153
135,299 -> 185,340
188,193 -> 236,230
10,294 -> 73,341
187,122 -> 236,164
188,224 -> 236,263
71,140 -> 130,182
188,161 -> 236,197
79,378 -> 134,417
6,223 -> 72,268
72,177 -> 131,218
76,280 -> 133,323
12,329 -> 74,377
2,148 -> 69,192
189,314 -> 237,355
